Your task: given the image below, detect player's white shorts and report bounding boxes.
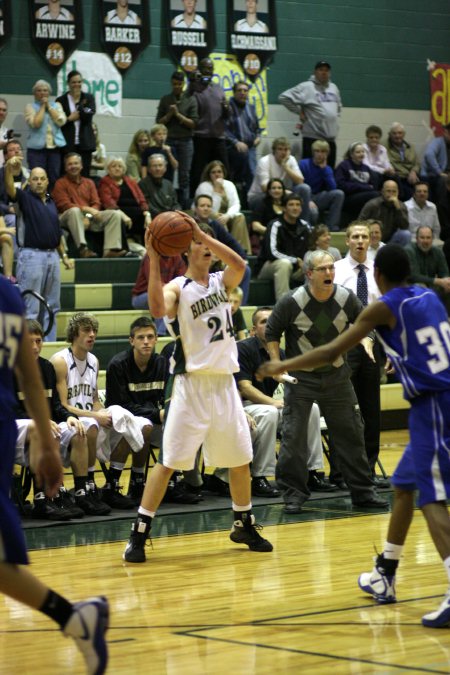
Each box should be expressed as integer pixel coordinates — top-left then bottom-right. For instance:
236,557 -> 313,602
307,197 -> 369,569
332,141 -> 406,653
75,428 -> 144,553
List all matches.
15,419 -> 78,467
162,372 -> 253,471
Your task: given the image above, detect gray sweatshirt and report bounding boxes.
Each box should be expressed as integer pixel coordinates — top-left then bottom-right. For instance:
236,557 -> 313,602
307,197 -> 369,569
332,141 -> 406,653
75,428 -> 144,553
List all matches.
279,74 -> 342,141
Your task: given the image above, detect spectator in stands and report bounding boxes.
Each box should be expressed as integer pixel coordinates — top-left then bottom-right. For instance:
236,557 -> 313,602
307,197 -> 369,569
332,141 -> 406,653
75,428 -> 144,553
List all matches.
24,79 -> 67,189
299,139 -> 344,231
190,58 -> 230,191
90,122 -> 106,181
0,97 -> 10,167
264,250 -> 388,512
405,225 -> 450,313
303,224 -> 341,266
255,193 -> 310,300
278,60 -> 341,168
98,157 -> 151,246
420,124 -> 450,209
105,317 -> 166,506
225,80 -> 262,202
366,219 -> 385,261
56,70 -> 96,176
141,124 -> 178,183
248,136 -> 313,222
156,70 -> 198,208
335,142 -> 379,221
131,253 -> 187,335
362,124 -> 395,190
195,159 -> 251,253
0,140 -> 29,231
229,286 -> 247,340
250,178 -> 285,254
126,129 -> 150,181
4,157 -> 72,341
386,122 -> 420,200
53,152 -> 128,258
193,193 -> 251,304
359,180 -> 411,246
15,319 -> 94,521
138,153 -> 181,218
405,182 -> 441,241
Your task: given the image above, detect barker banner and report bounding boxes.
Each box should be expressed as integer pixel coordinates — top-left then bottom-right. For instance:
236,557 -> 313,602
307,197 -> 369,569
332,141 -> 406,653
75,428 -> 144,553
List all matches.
0,0 -> 11,52
31,0 -> 83,70
166,0 -> 215,74
101,0 -> 150,72
429,62 -> 450,135
228,0 -> 277,77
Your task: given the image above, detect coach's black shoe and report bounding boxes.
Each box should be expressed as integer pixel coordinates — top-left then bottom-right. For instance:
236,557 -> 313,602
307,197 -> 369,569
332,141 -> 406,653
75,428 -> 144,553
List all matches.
32,493 -> 72,521
123,517 -> 152,563
283,502 -> 303,514
353,495 -> 390,509
372,475 -> 391,488
307,471 -> 338,492
251,476 -> 280,498
230,513 -> 273,552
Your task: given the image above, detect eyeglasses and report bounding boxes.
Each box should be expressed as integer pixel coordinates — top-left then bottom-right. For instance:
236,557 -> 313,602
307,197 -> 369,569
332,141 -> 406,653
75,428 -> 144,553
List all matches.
312,265 -> 335,273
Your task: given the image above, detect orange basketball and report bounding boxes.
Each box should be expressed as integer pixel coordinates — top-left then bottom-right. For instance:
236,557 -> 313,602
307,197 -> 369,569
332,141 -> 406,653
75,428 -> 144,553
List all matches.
149,211 -> 195,257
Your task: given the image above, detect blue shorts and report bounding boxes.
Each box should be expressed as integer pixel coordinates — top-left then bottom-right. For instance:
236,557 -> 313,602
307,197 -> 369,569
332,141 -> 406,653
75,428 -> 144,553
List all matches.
392,390 -> 450,507
0,419 -> 28,565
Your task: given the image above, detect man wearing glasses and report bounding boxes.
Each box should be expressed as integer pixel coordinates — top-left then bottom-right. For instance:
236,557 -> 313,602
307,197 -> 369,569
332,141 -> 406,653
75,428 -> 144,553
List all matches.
264,249 -> 388,513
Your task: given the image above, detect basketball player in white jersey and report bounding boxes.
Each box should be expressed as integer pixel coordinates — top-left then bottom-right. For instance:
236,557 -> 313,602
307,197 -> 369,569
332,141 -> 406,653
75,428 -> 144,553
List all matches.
52,312 -> 151,510
124,221 -> 273,562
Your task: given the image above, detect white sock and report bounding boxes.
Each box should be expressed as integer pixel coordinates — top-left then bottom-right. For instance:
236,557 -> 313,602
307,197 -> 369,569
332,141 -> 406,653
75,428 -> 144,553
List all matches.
232,502 -> 252,513
138,506 -> 155,519
383,541 -> 403,560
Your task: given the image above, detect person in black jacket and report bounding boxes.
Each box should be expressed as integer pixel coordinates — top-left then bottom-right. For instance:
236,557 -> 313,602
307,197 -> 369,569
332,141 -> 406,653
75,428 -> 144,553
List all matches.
14,320 -> 93,520
56,70 -> 96,176
105,316 -> 166,505
256,193 -> 310,299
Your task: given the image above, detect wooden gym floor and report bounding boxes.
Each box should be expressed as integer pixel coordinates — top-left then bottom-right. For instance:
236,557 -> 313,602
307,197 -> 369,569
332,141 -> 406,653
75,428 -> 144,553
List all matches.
1,430 -> 449,674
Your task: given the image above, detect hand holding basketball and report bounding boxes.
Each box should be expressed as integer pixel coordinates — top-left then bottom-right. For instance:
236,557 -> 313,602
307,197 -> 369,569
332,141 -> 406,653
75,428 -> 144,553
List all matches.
147,211 -> 195,257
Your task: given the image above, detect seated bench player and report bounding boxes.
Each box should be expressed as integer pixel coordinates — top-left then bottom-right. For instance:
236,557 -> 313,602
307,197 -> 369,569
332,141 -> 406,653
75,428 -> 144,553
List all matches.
13,320 -> 107,519
51,311 -> 152,510
105,316 -> 166,506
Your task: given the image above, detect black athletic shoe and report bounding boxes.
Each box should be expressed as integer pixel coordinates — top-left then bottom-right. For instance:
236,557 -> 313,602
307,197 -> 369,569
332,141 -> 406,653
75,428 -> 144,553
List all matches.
75,488 -> 111,516
127,477 -> 145,507
230,514 -> 273,552
123,517 -> 152,563
163,480 -> 202,504
58,487 -> 85,519
32,493 -> 72,521
102,482 -> 135,510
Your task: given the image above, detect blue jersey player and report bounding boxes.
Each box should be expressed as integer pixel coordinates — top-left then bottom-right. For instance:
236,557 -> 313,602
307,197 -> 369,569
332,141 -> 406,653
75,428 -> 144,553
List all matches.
0,277 -> 109,673
258,244 -> 450,628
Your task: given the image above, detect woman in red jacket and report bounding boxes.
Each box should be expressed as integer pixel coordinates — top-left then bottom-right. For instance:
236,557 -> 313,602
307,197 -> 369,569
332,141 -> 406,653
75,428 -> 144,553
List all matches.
99,157 -> 151,245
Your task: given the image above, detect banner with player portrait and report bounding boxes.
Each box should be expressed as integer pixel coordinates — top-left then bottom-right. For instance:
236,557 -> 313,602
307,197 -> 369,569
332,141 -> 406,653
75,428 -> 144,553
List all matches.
101,0 -> 150,72
228,0 -> 277,77
30,0 -> 83,70
0,0 -> 11,52
166,0 -> 215,74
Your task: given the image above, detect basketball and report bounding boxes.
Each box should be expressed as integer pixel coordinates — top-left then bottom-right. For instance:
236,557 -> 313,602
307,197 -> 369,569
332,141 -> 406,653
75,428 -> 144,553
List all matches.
149,211 -> 195,257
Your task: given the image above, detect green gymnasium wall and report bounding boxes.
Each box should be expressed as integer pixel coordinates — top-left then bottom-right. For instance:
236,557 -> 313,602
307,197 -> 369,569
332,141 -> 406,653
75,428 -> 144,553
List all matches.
1,1 -> 448,109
